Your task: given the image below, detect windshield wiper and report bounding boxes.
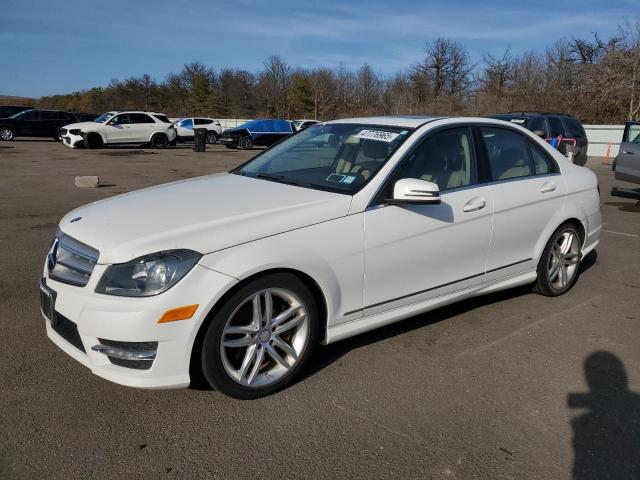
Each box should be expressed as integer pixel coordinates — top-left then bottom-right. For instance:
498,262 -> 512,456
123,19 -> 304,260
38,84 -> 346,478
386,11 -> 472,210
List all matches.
256,172 -> 309,188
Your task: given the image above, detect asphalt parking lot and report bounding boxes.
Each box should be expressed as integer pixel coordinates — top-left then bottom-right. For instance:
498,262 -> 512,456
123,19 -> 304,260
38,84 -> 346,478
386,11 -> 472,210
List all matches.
1,139 -> 639,479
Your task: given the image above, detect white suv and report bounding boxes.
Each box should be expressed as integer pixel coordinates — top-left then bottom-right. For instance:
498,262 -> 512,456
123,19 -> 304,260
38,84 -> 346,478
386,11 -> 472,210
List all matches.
174,117 -> 222,144
60,111 -> 177,149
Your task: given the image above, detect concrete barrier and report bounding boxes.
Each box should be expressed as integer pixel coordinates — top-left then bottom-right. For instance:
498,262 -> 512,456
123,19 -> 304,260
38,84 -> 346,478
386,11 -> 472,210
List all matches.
584,124 -> 624,157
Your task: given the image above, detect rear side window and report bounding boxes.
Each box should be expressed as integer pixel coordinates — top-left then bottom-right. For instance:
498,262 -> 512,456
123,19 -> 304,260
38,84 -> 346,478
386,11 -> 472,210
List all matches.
563,118 -> 586,138
57,112 -> 71,120
40,111 -> 58,120
194,118 -> 212,125
548,118 -> 565,138
529,141 -> 559,175
154,114 -> 171,123
480,127 -> 533,181
272,120 -> 293,133
130,113 -> 154,124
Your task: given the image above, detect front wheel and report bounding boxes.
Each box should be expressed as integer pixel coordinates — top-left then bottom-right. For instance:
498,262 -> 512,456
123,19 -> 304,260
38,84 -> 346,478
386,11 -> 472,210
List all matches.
239,136 -> 253,150
206,131 -> 219,144
200,273 -> 318,399
0,127 -> 14,141
534,223 -> 581,296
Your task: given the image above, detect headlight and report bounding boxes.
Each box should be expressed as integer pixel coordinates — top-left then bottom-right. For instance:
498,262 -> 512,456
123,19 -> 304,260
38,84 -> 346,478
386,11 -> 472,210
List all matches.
69,129 -> 82,135
95,250 -> 201,297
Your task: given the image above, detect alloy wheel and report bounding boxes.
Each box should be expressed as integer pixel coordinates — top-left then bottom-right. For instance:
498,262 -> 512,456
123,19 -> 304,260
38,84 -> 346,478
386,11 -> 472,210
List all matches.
548,230 -> 580,289
0,128 -> 14,141
220,288 -> 309,387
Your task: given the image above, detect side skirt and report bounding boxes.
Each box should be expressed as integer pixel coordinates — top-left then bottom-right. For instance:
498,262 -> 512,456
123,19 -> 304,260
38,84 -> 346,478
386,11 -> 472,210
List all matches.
324,269 -> 536,345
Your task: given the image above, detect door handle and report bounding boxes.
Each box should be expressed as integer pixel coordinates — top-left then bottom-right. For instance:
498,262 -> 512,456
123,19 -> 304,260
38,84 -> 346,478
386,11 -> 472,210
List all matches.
463,197 -> 486,212
540,181 -> 556,193
622,150 -> 634,155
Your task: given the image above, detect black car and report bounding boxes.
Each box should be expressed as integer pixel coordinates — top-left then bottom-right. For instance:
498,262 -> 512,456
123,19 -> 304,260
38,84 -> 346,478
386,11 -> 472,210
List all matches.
220,119 -> 294,149
72,112 -> 99,122
489,112 -> 588,166
0,105 -> 33,118
0,109 -> 76,141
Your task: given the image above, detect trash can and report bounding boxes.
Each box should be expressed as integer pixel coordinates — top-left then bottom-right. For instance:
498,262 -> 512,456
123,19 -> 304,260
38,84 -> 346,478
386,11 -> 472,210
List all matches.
193,128 -> 207,152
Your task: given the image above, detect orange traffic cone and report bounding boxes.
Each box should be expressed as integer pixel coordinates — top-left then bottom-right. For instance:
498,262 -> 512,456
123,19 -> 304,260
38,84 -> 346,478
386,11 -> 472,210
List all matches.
602,143 -> 612,165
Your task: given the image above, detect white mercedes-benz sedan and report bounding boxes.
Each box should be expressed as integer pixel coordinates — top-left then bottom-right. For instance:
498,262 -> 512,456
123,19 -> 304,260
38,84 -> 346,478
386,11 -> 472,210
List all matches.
40,116 -> 602,398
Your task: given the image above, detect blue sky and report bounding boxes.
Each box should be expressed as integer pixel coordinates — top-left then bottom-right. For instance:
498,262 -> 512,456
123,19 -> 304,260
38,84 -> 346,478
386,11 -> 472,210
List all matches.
0,0 -> 633,97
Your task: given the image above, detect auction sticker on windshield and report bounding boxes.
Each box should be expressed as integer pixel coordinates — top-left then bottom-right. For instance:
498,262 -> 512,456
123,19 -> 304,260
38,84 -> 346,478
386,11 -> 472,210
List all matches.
356,129 -> 400,142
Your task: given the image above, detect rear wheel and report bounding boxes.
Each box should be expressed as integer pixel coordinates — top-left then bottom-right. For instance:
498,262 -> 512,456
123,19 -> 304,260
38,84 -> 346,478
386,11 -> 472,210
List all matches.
84,133 -> 103,149
150,133 -> 168,149
0,127 -> 14,141
534,223 -> 581,296
206,131 -> 219,144
239,136 -> 253,150
200,273 -> 318,399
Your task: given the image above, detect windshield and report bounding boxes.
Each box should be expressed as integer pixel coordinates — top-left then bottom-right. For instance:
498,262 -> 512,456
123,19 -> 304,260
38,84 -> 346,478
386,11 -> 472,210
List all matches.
94,112 -> 116,123
233,123 -> 412,194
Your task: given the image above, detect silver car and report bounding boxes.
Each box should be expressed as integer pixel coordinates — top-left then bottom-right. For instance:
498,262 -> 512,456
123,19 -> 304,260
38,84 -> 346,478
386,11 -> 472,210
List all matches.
614,121 -> 640,185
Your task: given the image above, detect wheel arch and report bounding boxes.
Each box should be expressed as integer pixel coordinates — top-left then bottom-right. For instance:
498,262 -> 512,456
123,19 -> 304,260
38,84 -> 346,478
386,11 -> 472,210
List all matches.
188,266 -> 329,385
85,130 -> 106,144
534,215 -> 587,266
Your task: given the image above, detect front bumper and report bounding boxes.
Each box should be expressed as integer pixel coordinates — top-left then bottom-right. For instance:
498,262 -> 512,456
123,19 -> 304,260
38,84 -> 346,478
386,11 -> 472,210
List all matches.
60,132 -> 84,148
42,262 -> 237,389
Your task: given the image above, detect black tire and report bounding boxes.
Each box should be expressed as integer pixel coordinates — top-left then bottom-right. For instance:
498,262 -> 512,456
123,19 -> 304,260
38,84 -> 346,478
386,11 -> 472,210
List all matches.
239,136 -> 253,150
534,223 -> 581,297
200,272 -> 319,399
206,131 -> 219,144
150,133 -> 168,149
84,133 -> 103,149
0,127 -> 14,141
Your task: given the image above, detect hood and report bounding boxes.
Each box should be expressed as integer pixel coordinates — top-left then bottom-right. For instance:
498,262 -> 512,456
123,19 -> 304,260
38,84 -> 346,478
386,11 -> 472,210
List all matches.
63,121 -> 103,130
59,173 -> 352,264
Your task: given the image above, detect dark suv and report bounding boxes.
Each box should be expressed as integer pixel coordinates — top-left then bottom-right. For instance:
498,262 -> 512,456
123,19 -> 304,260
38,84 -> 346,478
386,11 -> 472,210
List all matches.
0,105 -> 33,118
489,112 -> 588,166
0,109 -> 76,141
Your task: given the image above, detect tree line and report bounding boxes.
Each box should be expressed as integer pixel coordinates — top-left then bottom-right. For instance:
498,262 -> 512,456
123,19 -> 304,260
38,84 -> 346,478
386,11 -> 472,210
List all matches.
36,22 -> 640,124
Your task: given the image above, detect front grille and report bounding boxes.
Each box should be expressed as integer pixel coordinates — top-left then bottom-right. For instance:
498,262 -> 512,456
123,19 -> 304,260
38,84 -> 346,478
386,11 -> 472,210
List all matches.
51,312 -> 86,353
47,233 -> 99,287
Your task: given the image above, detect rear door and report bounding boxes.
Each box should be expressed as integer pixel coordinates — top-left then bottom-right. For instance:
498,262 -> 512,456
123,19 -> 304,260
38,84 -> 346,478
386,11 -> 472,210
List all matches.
129,113 -> 156,142
14,110 -> 39,135
615,122 -> 640,184
38,111 -> 59,137
480,126 -> 566,280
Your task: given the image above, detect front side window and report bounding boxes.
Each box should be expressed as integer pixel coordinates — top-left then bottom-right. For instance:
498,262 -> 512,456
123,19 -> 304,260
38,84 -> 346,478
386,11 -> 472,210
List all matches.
180,118 -> 194,129
481,127 -> 533,181
154,114 -> 171,123
194,118 -> 212,125
13,110 -> 37,120
111,114 -> 130,125
392,127 -> 477,192
234,123 -> 411,194
626,124 -> 640,143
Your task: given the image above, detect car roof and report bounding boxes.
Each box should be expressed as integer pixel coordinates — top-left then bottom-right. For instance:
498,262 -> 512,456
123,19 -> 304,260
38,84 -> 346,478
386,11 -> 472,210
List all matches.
491,112 -> 578,118
326,116 -> 442,128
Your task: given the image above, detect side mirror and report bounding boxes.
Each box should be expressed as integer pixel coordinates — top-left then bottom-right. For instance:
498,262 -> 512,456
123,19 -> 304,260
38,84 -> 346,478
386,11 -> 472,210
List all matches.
532,130 -> 546,138
388,178 -> 441,205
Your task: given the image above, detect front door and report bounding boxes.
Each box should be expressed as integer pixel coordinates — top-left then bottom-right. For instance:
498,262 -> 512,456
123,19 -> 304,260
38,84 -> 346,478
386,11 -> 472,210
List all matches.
615,122 -> 640,184
364,126 -> 493,315
104,113 -> 132,143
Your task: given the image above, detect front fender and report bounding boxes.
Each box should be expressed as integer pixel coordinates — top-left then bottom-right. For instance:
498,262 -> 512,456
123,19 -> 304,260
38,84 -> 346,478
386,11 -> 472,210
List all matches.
198,214 -> 365,328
